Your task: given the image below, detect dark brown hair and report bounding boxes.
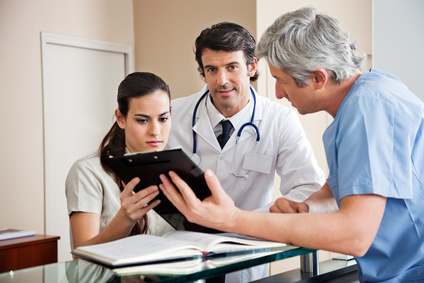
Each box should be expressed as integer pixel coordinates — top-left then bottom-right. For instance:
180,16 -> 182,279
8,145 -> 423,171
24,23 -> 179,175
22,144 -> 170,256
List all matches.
195,22 -> 259,81
99,72 -> 170,235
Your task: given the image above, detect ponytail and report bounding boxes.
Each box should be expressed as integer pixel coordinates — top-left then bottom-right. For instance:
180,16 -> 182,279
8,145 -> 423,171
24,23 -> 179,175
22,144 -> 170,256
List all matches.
98,121 -> 149,235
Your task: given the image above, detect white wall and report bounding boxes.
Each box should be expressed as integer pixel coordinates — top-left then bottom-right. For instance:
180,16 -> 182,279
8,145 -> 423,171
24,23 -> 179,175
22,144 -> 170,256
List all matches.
0,0 -> 134,243
373,0 -> 424,102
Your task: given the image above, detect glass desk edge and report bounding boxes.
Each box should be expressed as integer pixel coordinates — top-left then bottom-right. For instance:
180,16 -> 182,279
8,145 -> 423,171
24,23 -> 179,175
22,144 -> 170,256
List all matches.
0,246 -> 316,283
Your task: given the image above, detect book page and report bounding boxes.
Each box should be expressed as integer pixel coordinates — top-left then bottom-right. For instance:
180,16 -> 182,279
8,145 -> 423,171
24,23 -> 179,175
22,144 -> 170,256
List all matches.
113,246 -> 297,276
73,234 -> 203,266
113,257 -> 205,276
163,231 -> 287,254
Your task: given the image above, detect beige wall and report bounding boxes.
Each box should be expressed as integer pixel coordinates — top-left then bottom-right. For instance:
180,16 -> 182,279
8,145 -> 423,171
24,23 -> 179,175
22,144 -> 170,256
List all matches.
133,0 -> 256,98
0,0 -> 134,233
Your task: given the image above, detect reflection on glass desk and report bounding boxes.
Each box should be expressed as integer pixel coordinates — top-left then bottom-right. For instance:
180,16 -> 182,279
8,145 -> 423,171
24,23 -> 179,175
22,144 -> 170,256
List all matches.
0,246 -> 315,283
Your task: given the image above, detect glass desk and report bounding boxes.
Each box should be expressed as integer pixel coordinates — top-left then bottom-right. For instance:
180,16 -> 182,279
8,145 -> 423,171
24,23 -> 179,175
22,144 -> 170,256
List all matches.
0,246 -> 316,283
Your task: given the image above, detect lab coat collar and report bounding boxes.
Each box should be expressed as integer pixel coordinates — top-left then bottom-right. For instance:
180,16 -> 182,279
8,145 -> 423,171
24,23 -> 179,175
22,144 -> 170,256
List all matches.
191,86 -> 221,151
191,85 -> 264,152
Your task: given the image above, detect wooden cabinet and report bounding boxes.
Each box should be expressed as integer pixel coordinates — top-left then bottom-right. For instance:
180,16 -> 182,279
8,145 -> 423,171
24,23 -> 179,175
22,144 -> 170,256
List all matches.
0,234 -> 60,273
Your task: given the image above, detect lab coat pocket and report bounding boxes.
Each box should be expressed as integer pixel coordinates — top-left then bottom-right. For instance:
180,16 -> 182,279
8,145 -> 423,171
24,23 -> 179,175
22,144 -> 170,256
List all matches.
242,152 -> 273,174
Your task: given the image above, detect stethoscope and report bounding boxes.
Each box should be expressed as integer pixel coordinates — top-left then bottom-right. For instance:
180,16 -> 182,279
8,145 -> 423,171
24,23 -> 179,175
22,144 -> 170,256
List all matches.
191,86 -> 260,178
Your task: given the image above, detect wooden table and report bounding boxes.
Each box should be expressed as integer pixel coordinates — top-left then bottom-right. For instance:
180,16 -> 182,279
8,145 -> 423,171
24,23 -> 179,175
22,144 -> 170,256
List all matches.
0,234 -> 60,273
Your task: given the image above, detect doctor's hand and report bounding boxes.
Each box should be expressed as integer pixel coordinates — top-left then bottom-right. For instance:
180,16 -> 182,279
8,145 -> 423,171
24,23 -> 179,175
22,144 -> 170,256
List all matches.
270,198 -> 309,214
159,169 -> 239,232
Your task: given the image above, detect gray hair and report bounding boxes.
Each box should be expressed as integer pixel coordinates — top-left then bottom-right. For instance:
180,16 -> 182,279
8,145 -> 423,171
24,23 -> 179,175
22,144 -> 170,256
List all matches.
257,7 -> 366,87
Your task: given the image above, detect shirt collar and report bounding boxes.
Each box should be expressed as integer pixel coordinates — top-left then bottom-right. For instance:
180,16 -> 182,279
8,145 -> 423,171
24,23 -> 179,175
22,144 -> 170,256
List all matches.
205,91 -> 254,131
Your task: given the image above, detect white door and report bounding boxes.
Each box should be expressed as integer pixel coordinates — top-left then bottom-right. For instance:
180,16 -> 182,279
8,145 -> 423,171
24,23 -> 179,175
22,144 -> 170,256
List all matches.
41,33 -> 133,262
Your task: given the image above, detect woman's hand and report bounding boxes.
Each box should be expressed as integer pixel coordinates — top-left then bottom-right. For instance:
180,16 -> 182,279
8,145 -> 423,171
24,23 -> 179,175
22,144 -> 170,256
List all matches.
71,177 -> 161,251
159,169 -> 239,232
118,177 -> 161,224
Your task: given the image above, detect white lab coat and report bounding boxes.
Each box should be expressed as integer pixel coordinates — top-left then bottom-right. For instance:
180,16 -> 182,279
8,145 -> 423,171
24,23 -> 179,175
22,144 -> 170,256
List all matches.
167,86 -> 325,282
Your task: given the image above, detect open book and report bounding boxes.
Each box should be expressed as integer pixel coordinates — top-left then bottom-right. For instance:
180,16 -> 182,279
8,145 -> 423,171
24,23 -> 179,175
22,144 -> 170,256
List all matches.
72,231 -> 288,268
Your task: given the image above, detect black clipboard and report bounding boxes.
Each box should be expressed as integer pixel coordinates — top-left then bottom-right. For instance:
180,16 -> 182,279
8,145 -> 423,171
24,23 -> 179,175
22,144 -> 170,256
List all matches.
102,148 -> 219,233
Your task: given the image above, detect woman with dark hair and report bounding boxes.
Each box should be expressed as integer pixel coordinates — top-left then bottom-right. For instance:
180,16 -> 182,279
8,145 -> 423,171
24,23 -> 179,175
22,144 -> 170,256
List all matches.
66,72 -> 174,253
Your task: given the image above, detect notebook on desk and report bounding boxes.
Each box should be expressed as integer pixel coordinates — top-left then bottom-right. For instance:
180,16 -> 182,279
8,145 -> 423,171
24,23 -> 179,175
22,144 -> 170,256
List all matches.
0,229 -> 36,241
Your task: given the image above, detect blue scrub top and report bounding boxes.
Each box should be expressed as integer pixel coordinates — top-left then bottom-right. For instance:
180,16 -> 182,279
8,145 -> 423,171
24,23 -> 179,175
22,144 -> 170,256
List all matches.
323,69 -> 424,282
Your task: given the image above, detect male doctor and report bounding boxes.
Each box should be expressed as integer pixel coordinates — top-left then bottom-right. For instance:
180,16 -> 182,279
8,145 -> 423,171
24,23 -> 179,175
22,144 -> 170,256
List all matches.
166,22 -> 325,282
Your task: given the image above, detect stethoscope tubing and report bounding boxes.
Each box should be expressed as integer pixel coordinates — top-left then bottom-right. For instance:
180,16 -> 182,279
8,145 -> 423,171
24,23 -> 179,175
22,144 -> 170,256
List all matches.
191,86 -> 260,178
192,91 -> 209,155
